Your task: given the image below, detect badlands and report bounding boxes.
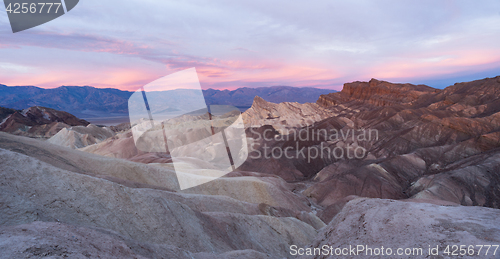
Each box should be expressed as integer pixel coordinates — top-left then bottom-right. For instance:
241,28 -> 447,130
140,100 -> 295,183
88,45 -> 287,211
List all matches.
1,77 -> 500,258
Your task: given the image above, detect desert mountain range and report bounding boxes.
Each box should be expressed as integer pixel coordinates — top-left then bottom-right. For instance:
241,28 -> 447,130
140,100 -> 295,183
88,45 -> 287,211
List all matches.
1,77 -> 499,258
0,84 -> 334,118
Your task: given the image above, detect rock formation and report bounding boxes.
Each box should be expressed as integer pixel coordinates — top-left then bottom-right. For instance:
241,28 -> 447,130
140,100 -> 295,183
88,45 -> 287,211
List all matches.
317,78 -> 439,108
239,76 -> 500,220
243,96 -> 336,133
300,198 -> 500,259
0,106 -> 89,138
47,124 -> 115,149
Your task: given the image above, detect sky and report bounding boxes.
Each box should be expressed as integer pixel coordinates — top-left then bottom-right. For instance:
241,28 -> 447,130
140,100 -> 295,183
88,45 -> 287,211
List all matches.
1,0 -> 500,91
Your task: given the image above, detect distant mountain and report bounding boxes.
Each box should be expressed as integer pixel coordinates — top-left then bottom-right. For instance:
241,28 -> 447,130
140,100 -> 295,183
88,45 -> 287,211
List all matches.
203,86 -> 336,109
0,85 -> 133,118
0,84 -> 336,118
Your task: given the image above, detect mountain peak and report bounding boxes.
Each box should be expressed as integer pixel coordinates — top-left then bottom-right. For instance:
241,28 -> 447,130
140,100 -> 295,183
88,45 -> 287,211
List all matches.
317,79 -> 439,107
368,78 -> 382,86
252,95 -> 268,106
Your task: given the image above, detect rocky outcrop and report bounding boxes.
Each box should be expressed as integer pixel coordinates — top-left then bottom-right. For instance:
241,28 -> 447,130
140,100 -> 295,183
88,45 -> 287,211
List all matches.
9,106 -> 88,126
317,78 -> 439,108
300,198 -> 500,259
0,106 -> 89,138
47,124 -> 115,149
239,116 -> 350,181
427,76 -> 500,117
243,96 -> 336,133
